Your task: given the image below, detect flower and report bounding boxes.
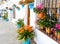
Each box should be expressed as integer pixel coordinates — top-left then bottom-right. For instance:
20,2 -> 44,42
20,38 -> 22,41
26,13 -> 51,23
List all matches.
51,28 -> 56,31
23,25 -> 33,32
17,27 -> 24,33
55,23 -> 60,29
17,25 -> 33,33
36,3 -> 44,9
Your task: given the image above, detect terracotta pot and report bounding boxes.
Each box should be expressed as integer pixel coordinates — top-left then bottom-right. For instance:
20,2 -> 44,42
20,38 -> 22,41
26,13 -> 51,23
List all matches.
37,12 -> 45,19
54,31 -> 57,38
46,27 -> 51,34
57,32 -> 60,40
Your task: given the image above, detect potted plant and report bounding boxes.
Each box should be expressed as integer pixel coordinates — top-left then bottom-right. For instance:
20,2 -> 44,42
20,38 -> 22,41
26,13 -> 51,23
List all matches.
16,7 -> 20,11
42,14 -> 57,35
16,19 -> 24,28
21,4 -> 25,8
13,4 -> 16,8
9,8 -> 13,12
0,15 -> 2,18
17,25 -> 34,44
55,23 -> 60,40
51,27 -> 56,38
37,18 -> 46,30
28,2 -> 34,9
33,3 -> 47,19
2,10 -> 9,21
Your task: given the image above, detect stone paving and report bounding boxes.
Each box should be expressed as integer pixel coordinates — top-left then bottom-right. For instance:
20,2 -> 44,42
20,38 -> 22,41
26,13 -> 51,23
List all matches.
0,19 -> 21,44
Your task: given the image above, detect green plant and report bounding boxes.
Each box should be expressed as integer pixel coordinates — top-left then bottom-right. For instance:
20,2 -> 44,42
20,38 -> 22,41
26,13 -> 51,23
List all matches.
2,10 -> 8,19
38,14 -> 57,28
17,25 -> 34,40
57,30 -> 60,33
16,19 -> 24,27
38,17 -> 49,27
33,8 -> 47,13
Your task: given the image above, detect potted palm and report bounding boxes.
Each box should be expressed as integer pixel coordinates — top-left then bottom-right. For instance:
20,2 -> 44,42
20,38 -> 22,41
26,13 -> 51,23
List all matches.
17,25 -> 34,44
16,19 -> 24,28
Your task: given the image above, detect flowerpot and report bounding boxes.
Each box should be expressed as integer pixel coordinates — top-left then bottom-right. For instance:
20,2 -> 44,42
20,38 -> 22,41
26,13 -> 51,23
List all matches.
13,5 -> 16,8
21,4 -> 25,8
6,7 -> 8,9
57,32 -> 60,40
4,18 -> 9,21
29,2 -> 34,9
17,24 -> 21,28
37,12 -> 45,19
17,8 -> 20,11
22,38 -> 30,44
0,15 -> 2,18
46,27 -> 51,34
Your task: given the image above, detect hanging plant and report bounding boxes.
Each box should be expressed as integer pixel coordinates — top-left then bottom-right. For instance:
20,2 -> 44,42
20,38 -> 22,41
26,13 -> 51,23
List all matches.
18,8 -> 20,10
19,1 -> 23,4
9,8 -> 13,12
16,7 -> 20,11
13,4 -> 16,8
6,7 -> 8,10
21,4 -> 25,8
28,2 -> 34,9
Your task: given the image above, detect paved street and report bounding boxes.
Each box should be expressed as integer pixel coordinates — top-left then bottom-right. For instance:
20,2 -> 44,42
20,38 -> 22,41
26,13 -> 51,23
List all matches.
0,19 -> 21,44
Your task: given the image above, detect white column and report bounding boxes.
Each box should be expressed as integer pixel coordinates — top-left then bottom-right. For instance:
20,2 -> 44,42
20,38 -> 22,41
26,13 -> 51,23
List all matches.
24,4 -> 28,25
8,10 -> 13,21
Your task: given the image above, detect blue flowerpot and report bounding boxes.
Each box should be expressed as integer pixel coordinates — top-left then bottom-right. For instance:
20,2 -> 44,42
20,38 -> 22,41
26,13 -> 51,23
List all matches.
22,38 -> 30,44
4,18 -> 9,21
17,24 -> 21,28
0,16 -> 2,18
17,8 -> 20,11
13,5 -> 16,8
21,4 -> 25,8
29,3 -> 34,9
